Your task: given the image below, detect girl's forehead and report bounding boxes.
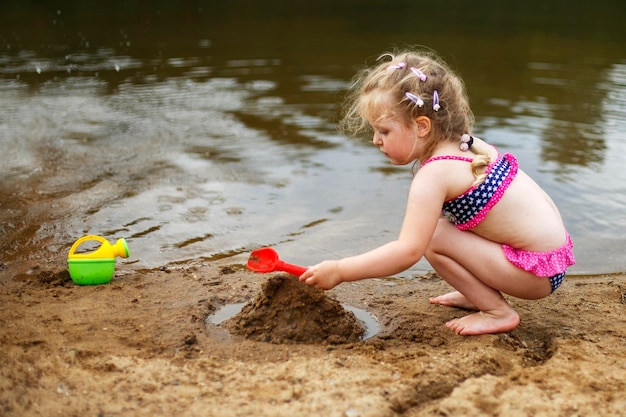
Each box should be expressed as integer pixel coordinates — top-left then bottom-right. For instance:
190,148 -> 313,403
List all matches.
370,116 -> 405,131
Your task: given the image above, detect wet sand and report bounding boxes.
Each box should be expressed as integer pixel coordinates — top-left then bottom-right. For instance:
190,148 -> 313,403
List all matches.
1,262 -> 624,416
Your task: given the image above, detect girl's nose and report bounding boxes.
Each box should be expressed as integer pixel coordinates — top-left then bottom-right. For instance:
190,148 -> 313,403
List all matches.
372,133 -> 382,146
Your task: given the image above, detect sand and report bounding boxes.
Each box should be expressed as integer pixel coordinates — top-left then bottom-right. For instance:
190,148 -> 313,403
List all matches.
0,261 -> 624,417
224,275 -> 365,344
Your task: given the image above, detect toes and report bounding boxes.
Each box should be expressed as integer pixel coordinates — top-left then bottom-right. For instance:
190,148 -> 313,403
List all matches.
445,319 -> 464,334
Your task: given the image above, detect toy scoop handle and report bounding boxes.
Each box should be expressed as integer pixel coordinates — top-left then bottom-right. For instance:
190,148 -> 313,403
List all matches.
276,261 -> 307,276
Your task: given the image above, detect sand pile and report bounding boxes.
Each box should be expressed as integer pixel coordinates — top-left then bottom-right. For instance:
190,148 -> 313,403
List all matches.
224,275 -> 365,344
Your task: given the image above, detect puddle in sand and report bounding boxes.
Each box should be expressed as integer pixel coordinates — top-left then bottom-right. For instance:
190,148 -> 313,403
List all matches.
207,302 -> 380,341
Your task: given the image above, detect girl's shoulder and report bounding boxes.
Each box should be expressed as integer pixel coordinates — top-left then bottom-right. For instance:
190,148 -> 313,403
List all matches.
421,155 -> 473,167
413,153 -> 478,202
421,138 -> 500,168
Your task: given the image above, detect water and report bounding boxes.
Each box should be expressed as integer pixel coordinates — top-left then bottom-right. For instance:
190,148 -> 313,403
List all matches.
1,1 -> 625,275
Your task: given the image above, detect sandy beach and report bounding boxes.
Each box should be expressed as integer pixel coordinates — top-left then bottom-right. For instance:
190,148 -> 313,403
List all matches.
1,261 -> 624,416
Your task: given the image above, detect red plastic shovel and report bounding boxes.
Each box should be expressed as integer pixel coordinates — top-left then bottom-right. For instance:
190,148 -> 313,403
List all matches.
246,247 -> 307,276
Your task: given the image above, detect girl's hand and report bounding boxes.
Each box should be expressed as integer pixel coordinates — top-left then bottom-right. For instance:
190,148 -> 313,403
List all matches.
299,260 -> 343,290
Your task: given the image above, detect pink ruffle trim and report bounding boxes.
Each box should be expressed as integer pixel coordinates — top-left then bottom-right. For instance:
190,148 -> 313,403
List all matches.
502,234 -> 576,277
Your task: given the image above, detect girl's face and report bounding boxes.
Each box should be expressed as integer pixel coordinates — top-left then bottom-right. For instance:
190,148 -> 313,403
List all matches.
371,117 -> 419,165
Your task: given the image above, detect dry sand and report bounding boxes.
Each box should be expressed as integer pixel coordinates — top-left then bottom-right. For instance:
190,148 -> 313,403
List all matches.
1,261 -> 625,416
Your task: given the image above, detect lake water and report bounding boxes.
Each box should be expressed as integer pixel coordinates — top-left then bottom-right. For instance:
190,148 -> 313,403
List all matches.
1,1 -> 625,276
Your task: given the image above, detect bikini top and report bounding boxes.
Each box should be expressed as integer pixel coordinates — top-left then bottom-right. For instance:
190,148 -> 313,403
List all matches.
421,152 -> 519,230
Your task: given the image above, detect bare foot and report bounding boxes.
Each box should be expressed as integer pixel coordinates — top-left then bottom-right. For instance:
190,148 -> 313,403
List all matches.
429,291 -> 478,310
445,309 -> 520,336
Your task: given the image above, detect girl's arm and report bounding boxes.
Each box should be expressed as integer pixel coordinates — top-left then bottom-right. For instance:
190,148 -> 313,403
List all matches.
299,168 -> 447,290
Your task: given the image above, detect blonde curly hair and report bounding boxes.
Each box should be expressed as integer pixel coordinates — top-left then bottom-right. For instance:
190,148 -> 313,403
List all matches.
340,48 -> 490,182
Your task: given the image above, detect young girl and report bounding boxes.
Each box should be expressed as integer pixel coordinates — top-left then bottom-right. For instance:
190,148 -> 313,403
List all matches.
299,49 -> 575,336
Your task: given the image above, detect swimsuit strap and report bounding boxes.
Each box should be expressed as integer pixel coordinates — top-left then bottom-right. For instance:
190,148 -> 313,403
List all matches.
421,155 -> 473,167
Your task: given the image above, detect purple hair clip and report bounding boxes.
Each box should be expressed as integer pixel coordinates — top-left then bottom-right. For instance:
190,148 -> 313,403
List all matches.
409,67 -> 427,81
460,134 -> 473,151
387,62 -> 406,70
432,90 -> 440,112
405,92 -> 424,107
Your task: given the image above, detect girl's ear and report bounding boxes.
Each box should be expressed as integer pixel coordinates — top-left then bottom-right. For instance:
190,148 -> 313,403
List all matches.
415,116 -> 431,137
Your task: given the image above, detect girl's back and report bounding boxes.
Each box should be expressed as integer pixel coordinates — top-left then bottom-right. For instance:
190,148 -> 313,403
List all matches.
479,167 -> 567,250
423,138 -> 567,251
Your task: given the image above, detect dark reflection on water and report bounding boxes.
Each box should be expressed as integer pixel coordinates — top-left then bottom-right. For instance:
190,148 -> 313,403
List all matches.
1,1 -> 625,275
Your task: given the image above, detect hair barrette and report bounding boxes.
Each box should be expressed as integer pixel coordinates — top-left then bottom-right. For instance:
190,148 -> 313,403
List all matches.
387,62 -> 406,70
432,90 -> 440,112
405,92 -> 424,107
460,134 -> 474,151
409,67 -> 427,81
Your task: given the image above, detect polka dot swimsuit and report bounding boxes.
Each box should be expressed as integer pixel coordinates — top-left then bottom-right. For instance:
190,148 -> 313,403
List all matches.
503,235 -> 575,292
422,152 -> 575,292
422,153 -> 518,231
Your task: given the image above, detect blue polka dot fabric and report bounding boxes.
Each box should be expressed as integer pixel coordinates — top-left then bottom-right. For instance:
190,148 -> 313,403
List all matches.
441,154 -> 517,229
549,272 -> 566,292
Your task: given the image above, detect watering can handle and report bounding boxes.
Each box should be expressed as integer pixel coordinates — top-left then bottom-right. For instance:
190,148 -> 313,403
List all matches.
68,235 -> 108,257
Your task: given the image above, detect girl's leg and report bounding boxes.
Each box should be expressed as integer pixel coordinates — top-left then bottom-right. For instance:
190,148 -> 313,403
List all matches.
424,219 -> 552,336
